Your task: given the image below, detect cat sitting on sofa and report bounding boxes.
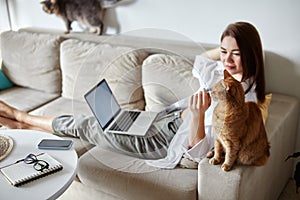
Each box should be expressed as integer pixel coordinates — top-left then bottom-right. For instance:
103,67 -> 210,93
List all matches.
41,0 -> 122,35
208,70 -> 270,171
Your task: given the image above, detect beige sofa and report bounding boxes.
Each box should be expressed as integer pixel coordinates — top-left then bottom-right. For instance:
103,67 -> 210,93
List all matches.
0,29 -> 299,200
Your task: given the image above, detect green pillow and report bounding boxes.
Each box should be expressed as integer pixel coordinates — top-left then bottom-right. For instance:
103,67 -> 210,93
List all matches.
0,70 -> 14,90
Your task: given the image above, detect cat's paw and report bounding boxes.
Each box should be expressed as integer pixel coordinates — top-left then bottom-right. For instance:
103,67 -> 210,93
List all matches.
209,157 -> 221,165
221,163 -> 232,171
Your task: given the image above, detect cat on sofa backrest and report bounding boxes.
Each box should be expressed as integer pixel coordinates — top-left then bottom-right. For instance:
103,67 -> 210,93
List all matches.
41,0 -> 105,35
209,70 -> 270,171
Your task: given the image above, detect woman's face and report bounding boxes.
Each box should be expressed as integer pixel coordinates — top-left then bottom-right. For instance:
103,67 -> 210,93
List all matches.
220,36 -> 243,81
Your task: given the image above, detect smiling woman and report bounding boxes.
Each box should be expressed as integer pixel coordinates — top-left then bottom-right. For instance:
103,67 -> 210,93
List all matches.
220,38 -> 243,81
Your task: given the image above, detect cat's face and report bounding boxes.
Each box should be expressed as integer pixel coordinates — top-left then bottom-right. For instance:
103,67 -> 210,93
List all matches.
211,70 -> 244,102
211,79 -> 227,102
41,0 -> 56,14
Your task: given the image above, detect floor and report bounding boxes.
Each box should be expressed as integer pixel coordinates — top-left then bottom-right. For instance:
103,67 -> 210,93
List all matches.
278,178 -> 300,200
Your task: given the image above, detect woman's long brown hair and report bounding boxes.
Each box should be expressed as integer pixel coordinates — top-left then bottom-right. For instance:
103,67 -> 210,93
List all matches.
221,22 -> 266,103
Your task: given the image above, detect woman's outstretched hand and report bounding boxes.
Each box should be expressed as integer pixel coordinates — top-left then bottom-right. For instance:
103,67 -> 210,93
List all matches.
188,90 -> 211,147
189,90 -> 211,118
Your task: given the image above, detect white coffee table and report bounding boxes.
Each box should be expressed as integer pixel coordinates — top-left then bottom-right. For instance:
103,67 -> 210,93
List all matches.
0,129 -> 78,200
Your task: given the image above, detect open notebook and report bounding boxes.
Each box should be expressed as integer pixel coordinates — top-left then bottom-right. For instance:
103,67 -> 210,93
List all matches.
0,153 -> 63,187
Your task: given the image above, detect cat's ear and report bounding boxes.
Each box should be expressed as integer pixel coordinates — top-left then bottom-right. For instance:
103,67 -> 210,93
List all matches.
226,82 -> 231,92
221,80 -> 231,92
50,0 -> 57,4
40,0 -> 46,4
224,70 -> 232,79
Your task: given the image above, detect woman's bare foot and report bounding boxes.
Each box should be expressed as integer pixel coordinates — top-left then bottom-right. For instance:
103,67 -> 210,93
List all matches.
0,101 -> 17,120
0,116 -> 28,129
0,101 -> 55,133
0,101 -> 26,123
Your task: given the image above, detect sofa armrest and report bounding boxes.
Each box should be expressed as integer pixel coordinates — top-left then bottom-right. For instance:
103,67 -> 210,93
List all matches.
197,93 -> 299,200
198,158 -> 243,199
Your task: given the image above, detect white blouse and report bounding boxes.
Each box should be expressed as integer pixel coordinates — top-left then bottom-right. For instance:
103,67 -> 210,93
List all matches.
145,55 -> 257,169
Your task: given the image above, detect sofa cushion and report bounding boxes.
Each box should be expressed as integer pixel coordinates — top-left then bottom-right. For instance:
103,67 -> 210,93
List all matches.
77,147 -> 198,200
0,31 -> 63,94
29,96 -> 91,117
0,86 -> 59,112
142,54 -> 199,111
60,39 -> 148,110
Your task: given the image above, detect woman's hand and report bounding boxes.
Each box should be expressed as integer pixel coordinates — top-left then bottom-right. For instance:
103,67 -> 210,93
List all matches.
189,90 -> 211,118
188,90 -> 211,147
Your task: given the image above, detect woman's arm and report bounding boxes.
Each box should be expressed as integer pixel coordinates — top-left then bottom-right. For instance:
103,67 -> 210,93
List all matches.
201,47 -> 220,61
180,108 -> 189,120
188,90 -> 211,148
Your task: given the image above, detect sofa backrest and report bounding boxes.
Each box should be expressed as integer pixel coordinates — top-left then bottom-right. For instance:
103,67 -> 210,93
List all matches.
59,38 -> 200,111
1,30 -> 237,114
18,27 -> 210,61
1,29 -> 203,111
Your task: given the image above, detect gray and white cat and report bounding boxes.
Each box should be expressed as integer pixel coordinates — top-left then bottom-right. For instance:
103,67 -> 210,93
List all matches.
41,0 -> 122,35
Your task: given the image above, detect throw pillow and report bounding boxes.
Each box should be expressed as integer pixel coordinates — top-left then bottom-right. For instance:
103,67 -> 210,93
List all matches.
142,54 -> 199,112
60,39 -> 149,110
0,70 -> 14,90
258,93 -> 272,124
0,31 -> 63,93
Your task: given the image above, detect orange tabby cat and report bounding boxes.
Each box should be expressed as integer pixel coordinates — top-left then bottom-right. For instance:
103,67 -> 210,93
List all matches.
209,70 -> 270,171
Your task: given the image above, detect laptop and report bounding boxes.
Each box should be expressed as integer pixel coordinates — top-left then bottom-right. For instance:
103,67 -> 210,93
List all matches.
84,79 -> 158,136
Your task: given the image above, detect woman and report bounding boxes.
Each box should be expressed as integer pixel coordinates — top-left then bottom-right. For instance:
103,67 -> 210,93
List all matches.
146,21 -> 266,168
0,21 -> 265,168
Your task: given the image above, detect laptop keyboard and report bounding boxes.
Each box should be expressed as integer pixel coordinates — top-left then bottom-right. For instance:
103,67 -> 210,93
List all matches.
109,111 -> 141,132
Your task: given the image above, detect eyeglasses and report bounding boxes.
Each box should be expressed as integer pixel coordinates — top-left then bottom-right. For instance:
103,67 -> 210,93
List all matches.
16,153 -> 49,172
